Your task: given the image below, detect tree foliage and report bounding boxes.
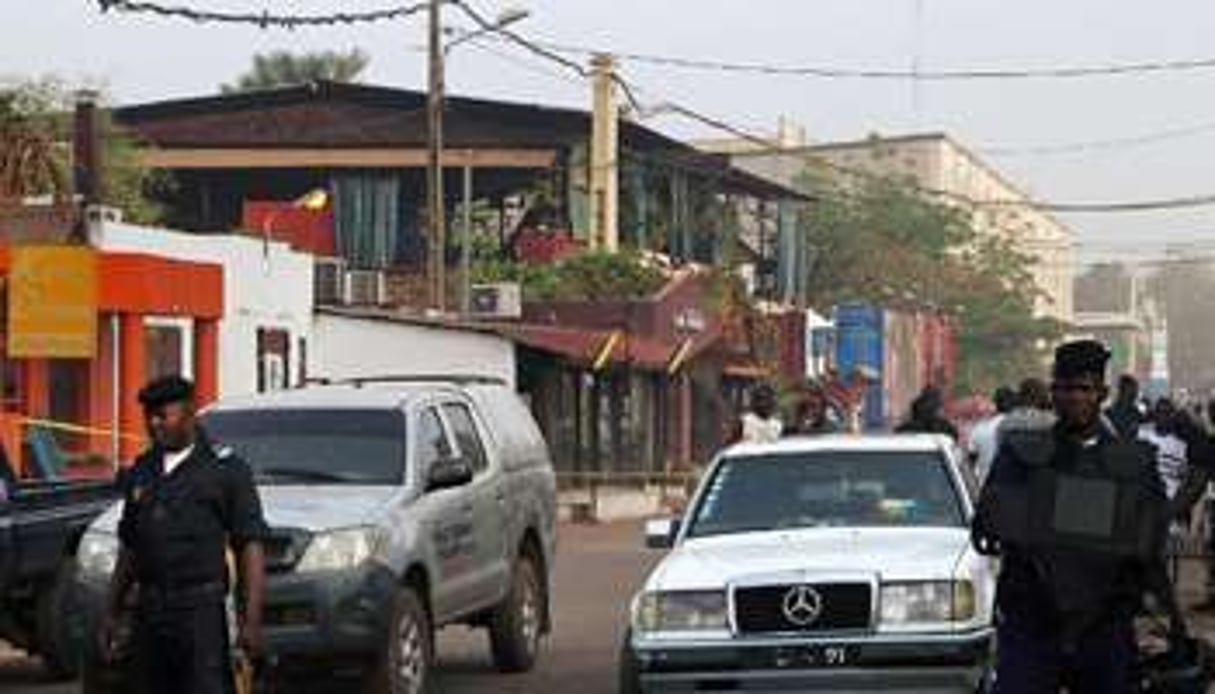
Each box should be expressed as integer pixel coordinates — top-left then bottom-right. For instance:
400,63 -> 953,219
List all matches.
0,81 -> 66,202
221,49 -> 370,93
474,250 -> 668,302
0,78 -> 170,223
797,174 -> 1062,395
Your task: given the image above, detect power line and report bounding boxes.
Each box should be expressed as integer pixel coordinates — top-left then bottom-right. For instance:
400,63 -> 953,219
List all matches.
526,37 -> 1215,82
460,35 -> 584,87
450,0 -> 588,78
635,90 -> 1215,214
95,0 -> 429,28
982,120 -> 1215,157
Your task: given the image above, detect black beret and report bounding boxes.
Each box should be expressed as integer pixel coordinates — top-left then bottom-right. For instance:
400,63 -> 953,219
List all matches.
1053,340 -> 1110,382
138,375 -> 196,409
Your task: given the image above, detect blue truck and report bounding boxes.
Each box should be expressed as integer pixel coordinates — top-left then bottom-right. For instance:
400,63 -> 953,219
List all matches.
831,302 -> 955,431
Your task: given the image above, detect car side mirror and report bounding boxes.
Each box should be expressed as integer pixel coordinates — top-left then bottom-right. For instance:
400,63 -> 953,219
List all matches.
426,457 -> 474,493
644,517 -> 681,550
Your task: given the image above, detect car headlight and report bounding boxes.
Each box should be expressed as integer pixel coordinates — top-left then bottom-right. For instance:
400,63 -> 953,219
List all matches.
78,531 -> 120,579
632,591 -> 728,633
880,580 -> 975,624
296,528 -> 376,573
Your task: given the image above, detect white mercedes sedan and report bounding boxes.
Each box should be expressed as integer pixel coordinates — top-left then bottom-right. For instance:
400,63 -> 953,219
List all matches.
621,435 -> 995,694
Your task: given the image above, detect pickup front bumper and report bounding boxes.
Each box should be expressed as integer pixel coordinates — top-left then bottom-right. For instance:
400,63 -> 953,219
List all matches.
629,629 -> 993,693
77,563 -> 399,675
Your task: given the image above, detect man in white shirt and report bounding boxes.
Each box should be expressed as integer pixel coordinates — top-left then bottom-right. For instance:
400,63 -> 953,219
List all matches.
737,384 -> 783,444
967,386 -> 1017,483
1139,399 -> 1188,500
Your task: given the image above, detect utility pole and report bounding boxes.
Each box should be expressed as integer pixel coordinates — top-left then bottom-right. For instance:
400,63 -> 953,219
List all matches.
427,0 -> 447,311
589,54 -> 619,253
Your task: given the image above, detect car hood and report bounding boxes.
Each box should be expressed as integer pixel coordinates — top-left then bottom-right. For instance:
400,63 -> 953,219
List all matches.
256,485 -> 399,531
647,527 -> 971,591
88,485 -> 399,535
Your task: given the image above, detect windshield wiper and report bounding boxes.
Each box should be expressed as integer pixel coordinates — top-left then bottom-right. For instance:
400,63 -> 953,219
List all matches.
257,467 -> 361,483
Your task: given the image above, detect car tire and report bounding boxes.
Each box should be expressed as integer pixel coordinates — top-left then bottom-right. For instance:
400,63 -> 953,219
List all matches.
617,630 -> 642,694
488,553 -> 544,673
80,660 -> 121,694
36,559 -> 85,680
368,585 -> 433,694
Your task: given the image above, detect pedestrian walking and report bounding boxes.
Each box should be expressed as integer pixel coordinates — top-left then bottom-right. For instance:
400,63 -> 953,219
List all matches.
99,375 -> 269,694
972,340 -> 1169,694
895,386 -> 959,442
1106,374 -> 1145,439
735,383 -> 784,444
966,386 -> 1017,483
784,382 -> 840,436
1139,399 -> 1189,501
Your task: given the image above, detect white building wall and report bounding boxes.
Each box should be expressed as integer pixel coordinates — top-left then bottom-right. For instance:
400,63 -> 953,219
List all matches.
310,312 -> 517,390
96,222 -> 315,398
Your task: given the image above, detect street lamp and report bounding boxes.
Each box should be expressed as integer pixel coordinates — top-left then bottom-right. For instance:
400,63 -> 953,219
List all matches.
427,3 -> 531,313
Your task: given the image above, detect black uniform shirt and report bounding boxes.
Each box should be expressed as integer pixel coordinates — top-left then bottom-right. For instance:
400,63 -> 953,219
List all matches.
982,422 -> 1157,631
117,432 -> 268,591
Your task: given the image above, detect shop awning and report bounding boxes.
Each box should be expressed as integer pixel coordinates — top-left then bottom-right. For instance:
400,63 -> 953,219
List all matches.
498,324 -> 715,373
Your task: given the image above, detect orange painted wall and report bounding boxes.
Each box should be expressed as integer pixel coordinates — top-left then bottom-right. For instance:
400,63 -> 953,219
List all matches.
0,246 -> 224,469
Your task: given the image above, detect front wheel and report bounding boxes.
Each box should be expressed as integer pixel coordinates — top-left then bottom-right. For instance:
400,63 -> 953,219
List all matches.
618,630 -> 642,694
36,559 -> 85,680
367,585 -> 433,694
488,555 -> 545,673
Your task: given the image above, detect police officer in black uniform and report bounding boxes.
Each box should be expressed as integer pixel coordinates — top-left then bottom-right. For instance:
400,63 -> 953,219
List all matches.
973,340 -> 1168,694
99,375 -> 268,694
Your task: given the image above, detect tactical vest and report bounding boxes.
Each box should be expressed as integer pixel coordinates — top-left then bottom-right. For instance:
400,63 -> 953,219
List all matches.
979,428 -> 1168,560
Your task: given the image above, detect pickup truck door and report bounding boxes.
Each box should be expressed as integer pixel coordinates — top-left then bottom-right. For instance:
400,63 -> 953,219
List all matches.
414,406 -> 479,623
440,401 -> 510,611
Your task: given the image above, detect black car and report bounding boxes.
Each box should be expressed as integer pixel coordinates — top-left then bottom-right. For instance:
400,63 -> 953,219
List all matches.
0,450 -> 117,678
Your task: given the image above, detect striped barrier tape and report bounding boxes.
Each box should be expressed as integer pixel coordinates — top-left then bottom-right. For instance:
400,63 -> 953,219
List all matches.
18,416 -> 145,442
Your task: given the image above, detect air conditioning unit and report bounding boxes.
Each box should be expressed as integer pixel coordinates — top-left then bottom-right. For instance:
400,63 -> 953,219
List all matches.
345,269 -> 387,306
85,205 -> 124,224
469,283 -> 523,319
314,258 -> 347,306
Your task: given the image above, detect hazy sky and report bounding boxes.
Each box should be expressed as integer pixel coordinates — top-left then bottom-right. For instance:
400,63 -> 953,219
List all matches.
6,0 -> 1215,266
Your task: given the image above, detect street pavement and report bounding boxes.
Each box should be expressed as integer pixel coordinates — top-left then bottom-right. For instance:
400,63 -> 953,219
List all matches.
0,521 -> 658,694
7,524 -> 1215,693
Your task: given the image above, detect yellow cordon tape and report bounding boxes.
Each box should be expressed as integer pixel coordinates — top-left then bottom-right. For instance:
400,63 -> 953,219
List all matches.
18,416 -> 145,442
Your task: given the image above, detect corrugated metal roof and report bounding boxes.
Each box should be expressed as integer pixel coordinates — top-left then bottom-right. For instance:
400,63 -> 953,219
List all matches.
114,81 -> 806,201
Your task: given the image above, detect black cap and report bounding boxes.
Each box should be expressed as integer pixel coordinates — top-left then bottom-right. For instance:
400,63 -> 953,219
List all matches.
138,375 -> 196,410
1053,340 -> 1110,382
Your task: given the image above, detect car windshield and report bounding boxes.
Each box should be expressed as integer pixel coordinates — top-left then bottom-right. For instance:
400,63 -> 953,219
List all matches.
687,450 -> 965,538
203,409 -> 407,486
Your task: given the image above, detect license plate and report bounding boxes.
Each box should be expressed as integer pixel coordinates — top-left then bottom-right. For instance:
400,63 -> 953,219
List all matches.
770,644 -> 855,669
811,645 -> 854,667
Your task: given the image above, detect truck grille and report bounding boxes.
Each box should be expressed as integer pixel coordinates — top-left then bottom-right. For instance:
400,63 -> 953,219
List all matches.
733,583 -> 872,634
263,528 -> 310,574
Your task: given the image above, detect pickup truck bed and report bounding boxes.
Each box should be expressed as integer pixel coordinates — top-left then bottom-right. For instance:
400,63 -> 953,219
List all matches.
1,476 -> 117,677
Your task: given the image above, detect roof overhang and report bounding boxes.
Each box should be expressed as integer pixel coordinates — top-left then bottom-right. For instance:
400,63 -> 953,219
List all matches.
139,147 -> 558,170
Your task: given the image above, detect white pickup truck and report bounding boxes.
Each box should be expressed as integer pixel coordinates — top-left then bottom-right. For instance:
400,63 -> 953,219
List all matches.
621,435 -> 995,694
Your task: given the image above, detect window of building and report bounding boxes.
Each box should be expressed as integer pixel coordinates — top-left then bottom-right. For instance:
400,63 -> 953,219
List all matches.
257,328 -> 291,392
145,317 -> 193,381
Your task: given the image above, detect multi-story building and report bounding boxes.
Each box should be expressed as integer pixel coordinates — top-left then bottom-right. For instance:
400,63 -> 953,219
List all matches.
702,131 -> 1076,325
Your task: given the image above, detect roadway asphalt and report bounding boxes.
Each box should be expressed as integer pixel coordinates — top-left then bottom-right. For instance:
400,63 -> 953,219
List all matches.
0,521 -> 658,694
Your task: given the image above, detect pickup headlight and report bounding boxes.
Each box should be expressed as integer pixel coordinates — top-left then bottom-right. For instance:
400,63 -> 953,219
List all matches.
296,528 -> 376,573
880,580 -> 975,624
78,531 -> 120,579
632,591 -> 728,633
